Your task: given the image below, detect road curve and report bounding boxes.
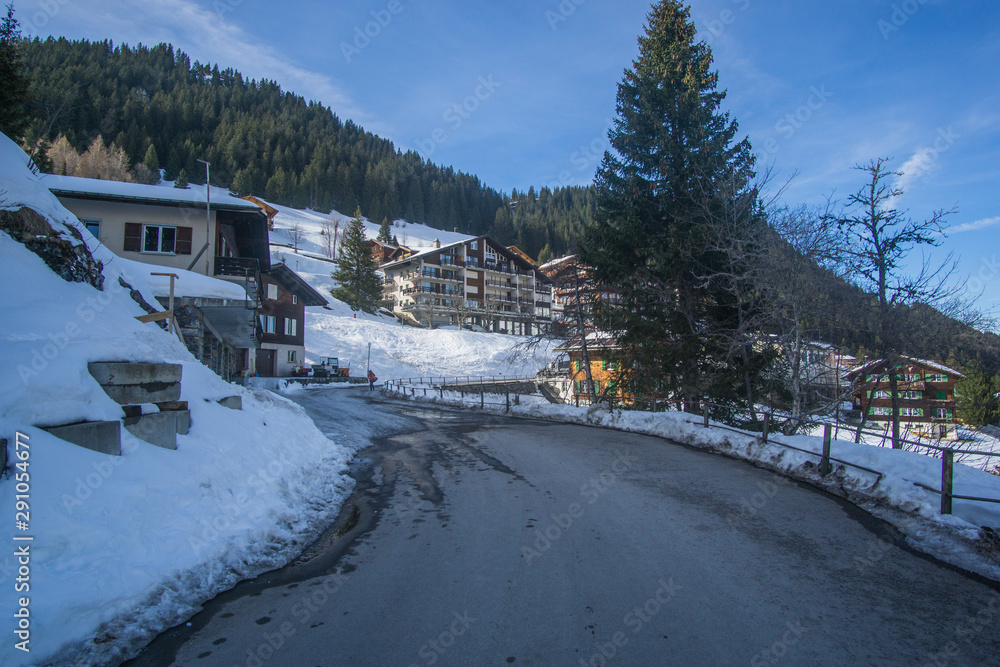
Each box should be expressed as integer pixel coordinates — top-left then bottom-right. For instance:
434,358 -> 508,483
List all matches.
129,390 -> 1000,667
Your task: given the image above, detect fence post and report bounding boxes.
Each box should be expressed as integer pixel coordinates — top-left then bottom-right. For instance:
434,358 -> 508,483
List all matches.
575,394 -> 580,408
703,405 -> 710,428
480,391 -> 484,409
820,425 -> 832,476
439,387 -> 443,400
941,449 -> 954,515
506,392 -> 510,413
762,413 -> 770,444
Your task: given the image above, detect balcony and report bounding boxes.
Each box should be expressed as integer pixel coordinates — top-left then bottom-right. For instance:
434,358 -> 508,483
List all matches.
214,256 -> 260,278
405,286 -> 464,297
440,255 -> 463,268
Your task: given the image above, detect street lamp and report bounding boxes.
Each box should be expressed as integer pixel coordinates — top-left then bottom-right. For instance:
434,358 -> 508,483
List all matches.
196,159 -> 211,275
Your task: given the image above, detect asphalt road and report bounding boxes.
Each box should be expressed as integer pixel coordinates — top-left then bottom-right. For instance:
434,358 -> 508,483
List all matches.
129,389 -> 1000,666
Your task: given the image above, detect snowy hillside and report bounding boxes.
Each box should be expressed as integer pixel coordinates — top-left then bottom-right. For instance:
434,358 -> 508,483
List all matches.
266,202 -> 563,380
0,136 -> 359,666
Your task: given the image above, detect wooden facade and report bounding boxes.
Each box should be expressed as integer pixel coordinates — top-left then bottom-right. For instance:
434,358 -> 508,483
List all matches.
845,357 -> 964,439
257,263 -> 328,377
555,335 -> 628,402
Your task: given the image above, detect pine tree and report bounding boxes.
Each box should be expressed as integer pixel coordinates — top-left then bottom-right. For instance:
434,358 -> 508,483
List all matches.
143,144 -> 160,175
0,3 -> 30,141
173,168 -> 189,189
377,217 -> 392,244
332,208 -> 383,312
582,0 -> 758,414
953,365 -> 999,427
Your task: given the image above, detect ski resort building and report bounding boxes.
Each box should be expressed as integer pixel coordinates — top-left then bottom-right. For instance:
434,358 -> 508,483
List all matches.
845,357 -> 964,440
379,235 -> 554,335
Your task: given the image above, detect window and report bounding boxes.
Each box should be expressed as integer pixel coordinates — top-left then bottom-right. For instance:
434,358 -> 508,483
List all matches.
142,224 -> 176,253
284,318 -> 298,336
900,391 -> 922,400
287,350 -> 297,363
926,373 -> 948,383
259,315 -> 276,334
470,240 -> 478,250
267,284 -> 279,300
870,407 -> 891,416
292,294 -> 298,305
900,407 -> 924,418
904,374 -> 922,382
871,390 -> 891,399
81,218 -> 101,239
932,408 -> 954,419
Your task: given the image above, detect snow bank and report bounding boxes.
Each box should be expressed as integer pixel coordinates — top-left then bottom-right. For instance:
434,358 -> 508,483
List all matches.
388,387 -> 1000,581
0,135 -> 358,666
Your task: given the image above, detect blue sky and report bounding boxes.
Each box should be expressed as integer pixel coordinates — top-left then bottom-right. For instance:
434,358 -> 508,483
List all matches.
21,0 -> 1000,310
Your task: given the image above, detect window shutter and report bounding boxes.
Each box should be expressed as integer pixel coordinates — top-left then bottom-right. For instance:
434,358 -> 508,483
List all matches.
176,226 -> 193,255
124,223 -> 142,252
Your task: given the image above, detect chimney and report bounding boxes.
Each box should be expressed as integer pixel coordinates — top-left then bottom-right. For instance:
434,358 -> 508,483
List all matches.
433,239 -> 441,249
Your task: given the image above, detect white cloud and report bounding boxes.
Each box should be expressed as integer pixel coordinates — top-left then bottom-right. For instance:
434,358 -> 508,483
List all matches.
894,146 -> 937,194
946,216 -> 1000,234
30,0 -> 371,125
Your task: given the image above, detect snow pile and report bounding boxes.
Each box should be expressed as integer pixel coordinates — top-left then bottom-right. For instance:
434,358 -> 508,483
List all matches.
389,387 -> 1000,580
0,135 -> 358,666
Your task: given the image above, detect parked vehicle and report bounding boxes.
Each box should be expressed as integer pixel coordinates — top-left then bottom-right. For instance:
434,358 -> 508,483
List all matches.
312,357 -> 350,378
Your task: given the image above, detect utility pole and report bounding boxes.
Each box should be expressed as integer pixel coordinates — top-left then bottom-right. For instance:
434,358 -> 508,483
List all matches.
367,342 -> 372,375
196,159 -> 211,275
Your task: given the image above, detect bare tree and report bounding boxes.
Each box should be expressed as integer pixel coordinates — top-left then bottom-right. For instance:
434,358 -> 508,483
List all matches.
828,157 -> 961,448
289,220 -> 304,253
322,219 -> 336,258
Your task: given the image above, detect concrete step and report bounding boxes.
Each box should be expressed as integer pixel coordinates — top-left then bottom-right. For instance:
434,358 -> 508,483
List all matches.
123,411 -> 188,450
88,362 -> 182,404
44,421 -> 122,456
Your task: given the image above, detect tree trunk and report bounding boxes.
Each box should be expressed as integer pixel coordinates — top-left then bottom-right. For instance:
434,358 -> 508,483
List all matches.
574,264 -> 595,401
888,358 -> 901,449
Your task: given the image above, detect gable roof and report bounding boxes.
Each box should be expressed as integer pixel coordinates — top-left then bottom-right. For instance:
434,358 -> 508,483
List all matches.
845,356 -> 965,380
379,234 -> 548,280
268,263 -> 328,307
44,174 -> 264,213
554,332 -> 621,353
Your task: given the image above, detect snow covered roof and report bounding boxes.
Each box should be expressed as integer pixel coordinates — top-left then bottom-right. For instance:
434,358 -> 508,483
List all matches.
538,254 -> 577,271
846,356 -> 965,379
554,331 -> 621,352
43,174 -> 263,212
139,263 -> 250,300
268,263 -> 328,307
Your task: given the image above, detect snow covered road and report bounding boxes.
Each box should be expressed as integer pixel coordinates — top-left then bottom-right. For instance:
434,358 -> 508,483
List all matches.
130,389 -> 1000,666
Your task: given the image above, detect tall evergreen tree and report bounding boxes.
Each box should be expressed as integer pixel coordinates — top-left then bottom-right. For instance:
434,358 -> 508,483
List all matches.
332,209 -> 383,312
376,217 -> 392,244
0,3 -> 29,141
582,0 -> 758,415
143,143 -> 160,174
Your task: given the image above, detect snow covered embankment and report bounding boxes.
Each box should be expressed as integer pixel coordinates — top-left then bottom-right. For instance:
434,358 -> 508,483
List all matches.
0,135 -> 358,666
389,388 -> 1000,582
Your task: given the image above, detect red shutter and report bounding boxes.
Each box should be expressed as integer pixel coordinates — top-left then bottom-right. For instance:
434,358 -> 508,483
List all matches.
175,226 -> 193,255
124,223 -> 142,252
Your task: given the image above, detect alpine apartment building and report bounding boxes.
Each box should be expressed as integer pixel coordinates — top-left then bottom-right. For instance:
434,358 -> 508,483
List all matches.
380,235 -> 553,335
